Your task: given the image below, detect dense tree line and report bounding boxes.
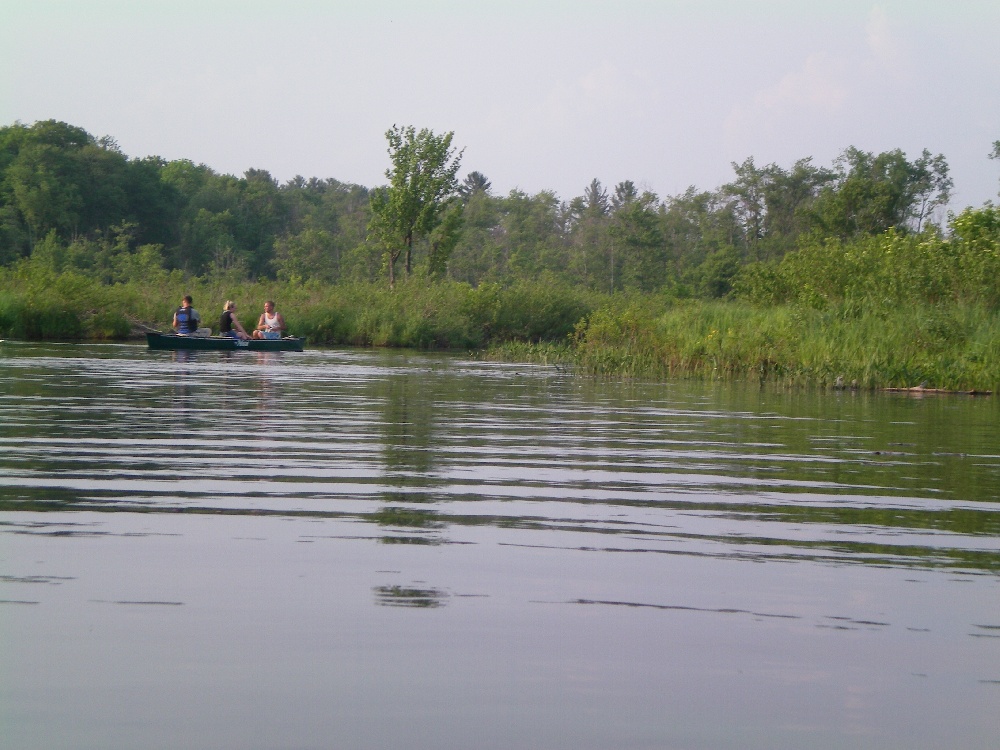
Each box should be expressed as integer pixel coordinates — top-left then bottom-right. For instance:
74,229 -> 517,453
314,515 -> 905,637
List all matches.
0,119 -> 971,297
0,120 -> 373,283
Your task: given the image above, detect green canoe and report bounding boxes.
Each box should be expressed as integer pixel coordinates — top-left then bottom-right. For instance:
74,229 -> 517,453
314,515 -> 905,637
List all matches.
146,332 -> 305,352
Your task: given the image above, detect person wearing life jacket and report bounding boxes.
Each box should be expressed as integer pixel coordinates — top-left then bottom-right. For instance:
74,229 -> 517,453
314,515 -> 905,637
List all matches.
252,300 -> 286,340
172,295 -> 202,335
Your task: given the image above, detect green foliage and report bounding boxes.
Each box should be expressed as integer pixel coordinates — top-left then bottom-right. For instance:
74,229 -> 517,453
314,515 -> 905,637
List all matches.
0,123 -> 374,284
273,227 -> 338,284
464,277 -> 598,344
291,277 -> 597,349
811,147 -> 952,238
1,261 -> 997,391
573,299 -> 1000,390
458,171 -> 491,198
367,125 -> 464,286
2,118 -> 1000,391
483,340 -> 575,365
722,156 -> 834,261
949,203 -> 1000,306
607,187 -> 668,291
0,292 -> 84,339
695,246 -> 742,298
0,260 -> 134,340
728,260 -> 790,306
733,205 -> 1000,310
1,119 -> 981,306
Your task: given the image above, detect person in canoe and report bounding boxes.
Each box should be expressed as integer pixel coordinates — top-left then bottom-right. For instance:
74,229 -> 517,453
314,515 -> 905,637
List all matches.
172,295 -> 202,335
252,300 -> 286,340
220,300 -> 251,340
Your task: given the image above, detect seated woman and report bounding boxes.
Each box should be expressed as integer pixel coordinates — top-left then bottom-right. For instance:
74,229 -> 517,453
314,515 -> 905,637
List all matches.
252,300 -> 286,340
219,300 -> 251,340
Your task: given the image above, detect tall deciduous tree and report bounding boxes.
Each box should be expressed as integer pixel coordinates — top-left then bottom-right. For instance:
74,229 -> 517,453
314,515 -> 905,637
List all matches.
762,158 -> 834,257
909,149 -> 953,233
6,143 -> 83,242
812,147 -> 952,238
609,185 -> 666,292
367,125 -> 463,286
723,157 -> 771,260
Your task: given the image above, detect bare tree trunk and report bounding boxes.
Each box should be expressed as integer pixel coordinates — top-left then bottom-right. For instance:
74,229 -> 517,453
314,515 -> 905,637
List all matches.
389,248 -> 400,288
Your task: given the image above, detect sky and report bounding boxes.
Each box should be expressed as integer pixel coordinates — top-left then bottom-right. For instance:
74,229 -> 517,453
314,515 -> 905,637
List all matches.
2,0 -> 999,209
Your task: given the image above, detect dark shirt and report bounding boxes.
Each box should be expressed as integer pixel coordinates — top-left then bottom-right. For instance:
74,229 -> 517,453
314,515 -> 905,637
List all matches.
220,310 -> 234,334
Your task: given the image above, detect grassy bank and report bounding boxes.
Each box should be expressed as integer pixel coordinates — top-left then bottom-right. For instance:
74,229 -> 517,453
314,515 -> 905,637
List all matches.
1,269 -> 997,391
0,270 -> 598,349
572,299 -> 1000,391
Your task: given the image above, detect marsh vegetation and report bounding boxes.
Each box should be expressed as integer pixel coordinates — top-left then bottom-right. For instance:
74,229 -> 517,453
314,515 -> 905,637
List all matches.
1,120 -> 998,389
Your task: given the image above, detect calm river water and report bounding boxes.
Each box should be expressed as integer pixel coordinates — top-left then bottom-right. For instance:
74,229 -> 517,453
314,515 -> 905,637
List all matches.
1,342 -> 998,750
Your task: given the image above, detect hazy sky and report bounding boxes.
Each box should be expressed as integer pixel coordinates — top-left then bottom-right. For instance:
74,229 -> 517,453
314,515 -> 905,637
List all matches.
2,0 -> 998,208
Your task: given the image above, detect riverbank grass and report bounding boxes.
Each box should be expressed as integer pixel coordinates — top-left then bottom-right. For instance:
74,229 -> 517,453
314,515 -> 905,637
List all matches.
573,300 -> 1000,391
1,270 -> 997,391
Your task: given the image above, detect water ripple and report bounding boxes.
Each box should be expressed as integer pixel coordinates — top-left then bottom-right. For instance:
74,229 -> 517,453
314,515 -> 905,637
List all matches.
1,344 -> 999,574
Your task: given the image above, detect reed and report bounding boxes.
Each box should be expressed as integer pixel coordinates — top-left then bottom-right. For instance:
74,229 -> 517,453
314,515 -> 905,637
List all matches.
0,272 -> 600,350
573,300 -> 1000,390
484,340 -> 576,365
287,276 -> 598,348
3,267 -> 997,391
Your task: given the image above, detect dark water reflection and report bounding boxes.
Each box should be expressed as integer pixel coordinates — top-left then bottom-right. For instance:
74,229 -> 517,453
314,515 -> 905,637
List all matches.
1,342 -> 998,749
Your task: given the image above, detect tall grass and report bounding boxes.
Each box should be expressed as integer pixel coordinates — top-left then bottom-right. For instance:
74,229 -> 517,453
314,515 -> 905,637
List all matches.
0,270 -> 599,349
573,299 -> 1000,391
2,264 -> 997,391
0,269 -> 132,339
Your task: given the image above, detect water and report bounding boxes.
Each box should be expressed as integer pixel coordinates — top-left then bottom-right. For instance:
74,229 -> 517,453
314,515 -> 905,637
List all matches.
1,342 -> 998,750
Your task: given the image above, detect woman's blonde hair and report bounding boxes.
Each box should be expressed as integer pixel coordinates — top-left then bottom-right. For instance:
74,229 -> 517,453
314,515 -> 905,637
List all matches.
223,300 -> 235,311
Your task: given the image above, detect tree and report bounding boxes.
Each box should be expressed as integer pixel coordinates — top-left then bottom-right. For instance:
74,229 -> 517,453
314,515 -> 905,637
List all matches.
273,227 -> 338,283
608,186 -> 667,292
720,157 -> 836,262
723,157 -> 771,260
812,147 -> 952,238
75,140 -> 130,236
427,199 -> 464,277
583,178 -> 609,216
458,171 -> 492,198
611,180 -> 638,210
661,187 -> 742,295
367,125 -> 463,286
988,140 -> 1000,196
6,143 -> 83,243
123,155 -> 181,249
0,121 -> 139,250
761,158 -> 834,257
446,187 -> 578,285
237,168 -> 288,277
565,179 -> 611,287
909,149 -> 953,233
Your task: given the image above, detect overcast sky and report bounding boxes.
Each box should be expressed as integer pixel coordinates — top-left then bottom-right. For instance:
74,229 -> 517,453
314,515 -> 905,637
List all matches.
2,0 -> 998,209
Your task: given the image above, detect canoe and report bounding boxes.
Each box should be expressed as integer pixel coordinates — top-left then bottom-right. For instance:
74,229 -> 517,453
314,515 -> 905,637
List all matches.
146,332 -> 305,352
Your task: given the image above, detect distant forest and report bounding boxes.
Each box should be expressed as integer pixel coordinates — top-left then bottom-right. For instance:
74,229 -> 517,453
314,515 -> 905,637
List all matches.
0,119 -> 984,297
